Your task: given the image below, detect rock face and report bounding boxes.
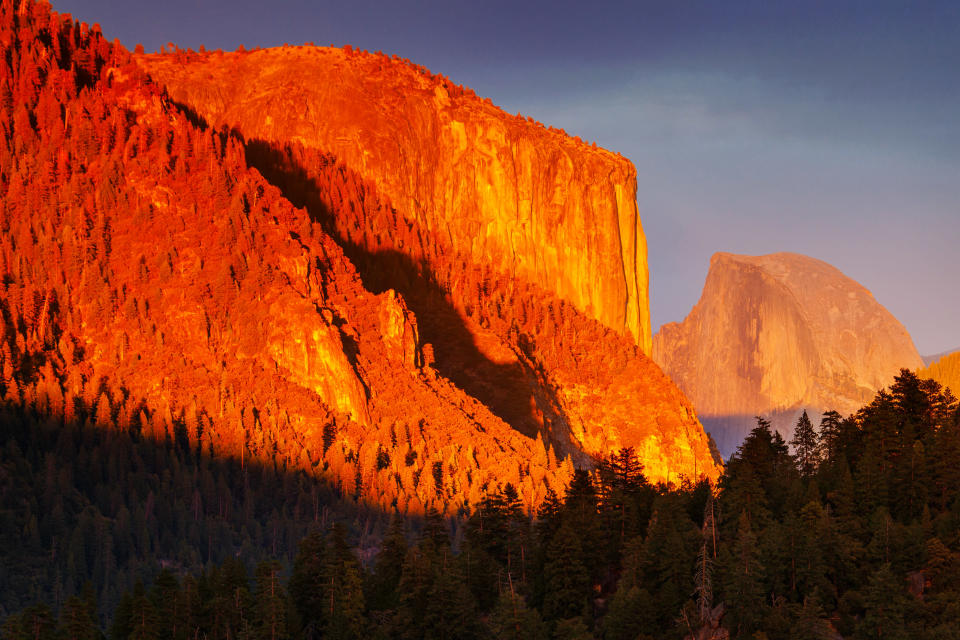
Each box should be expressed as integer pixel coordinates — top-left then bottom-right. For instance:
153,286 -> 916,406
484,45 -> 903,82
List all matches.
653,252 -> 924,457
0,3 -> 592,517
140,46 -> 651,352
136,46 -> 719,483
0,0 -> 720,529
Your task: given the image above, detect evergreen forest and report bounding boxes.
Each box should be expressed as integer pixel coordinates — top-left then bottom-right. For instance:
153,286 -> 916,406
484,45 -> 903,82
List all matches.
3,369 -> 960,639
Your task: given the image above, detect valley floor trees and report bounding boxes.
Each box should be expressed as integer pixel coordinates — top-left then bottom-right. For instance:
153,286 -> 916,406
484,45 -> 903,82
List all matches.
4,365 -> 960,639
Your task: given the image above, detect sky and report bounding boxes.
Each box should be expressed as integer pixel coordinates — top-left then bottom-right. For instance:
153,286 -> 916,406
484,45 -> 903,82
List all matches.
57,0 -> 960,355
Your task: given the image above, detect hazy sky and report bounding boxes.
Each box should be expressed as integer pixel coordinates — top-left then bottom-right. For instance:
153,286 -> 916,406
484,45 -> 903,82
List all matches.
58,0 -> 960,354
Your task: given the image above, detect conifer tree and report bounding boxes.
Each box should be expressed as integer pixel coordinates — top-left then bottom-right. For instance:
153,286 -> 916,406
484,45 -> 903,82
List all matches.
57,595 -> 100,640
551,617 -> 592,640
601,585 -> 654,640
636,494 -> 700,631
422,560 -> 484,640
720,511 -> 766,637
542,521 -> 591,622
127,581 -> 160,640
252,560 -> 288,640
791,410 -> 820,478
149,569 -> 180,640
489,588 -> 547,640
289,529 -> 326,636
321,524 -> 366,640
367,516 -> 407,612
858,563 -> 910,640
792,593 -> 835,640
2,603 -> 56,640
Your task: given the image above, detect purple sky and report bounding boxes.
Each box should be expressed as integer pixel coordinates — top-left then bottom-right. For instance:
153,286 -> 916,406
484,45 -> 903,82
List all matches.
57,0 -> 960,354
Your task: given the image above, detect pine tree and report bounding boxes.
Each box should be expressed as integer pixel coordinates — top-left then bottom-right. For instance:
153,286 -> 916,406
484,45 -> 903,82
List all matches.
551,617 -> 592,640
110,592 -> 134,640
252,560 -> 288,640
791,410 -> 820,478
289,529 -> 326,636
636,493 -> 700,631
57,594 -> 100,640
793,592 -> 835,640
149,569 -> 180,640
858,563 -> 910,640
321,524 -> 366,640
2,603 -> 56,640
541,521 -> 590,622
367,516 -> 407,612
719,511 -> 766,637
601,585 -> 654,640
127,581 -> 160,640
489,589 -> 547,640
422,559 -> 484,640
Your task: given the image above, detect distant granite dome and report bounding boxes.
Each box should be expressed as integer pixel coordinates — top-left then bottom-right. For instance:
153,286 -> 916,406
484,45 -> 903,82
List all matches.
653,252 -> 924,457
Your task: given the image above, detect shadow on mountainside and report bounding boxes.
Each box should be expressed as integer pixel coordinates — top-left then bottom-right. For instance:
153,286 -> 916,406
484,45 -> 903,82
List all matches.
241,138 -> 570,445
0,400 -> 397,622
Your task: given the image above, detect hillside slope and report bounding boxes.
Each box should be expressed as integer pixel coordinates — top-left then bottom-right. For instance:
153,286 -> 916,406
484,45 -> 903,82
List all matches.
1,0 -> 717,531
919,351 -> 960,398
0,0 -> 585,518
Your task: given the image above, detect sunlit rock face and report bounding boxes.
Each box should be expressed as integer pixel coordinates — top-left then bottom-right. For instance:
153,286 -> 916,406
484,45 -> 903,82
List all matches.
3,2 -> 718,527
653,252 -> 924,457
139,46 -> 651,352
137,46 -> 721,484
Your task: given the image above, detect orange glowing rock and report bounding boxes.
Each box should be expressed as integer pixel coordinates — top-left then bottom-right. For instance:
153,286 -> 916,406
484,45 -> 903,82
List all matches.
0,0 -> 719,523
137,45 -> 720,484
138,46 -> 651,352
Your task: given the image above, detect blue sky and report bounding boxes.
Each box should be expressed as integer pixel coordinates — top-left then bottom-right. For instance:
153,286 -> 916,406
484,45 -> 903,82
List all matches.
59,0 -> 960,354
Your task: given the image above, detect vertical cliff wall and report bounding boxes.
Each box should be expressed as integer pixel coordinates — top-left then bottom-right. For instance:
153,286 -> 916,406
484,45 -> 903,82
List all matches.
139,46 -> 651,353
653,252 -> 924,457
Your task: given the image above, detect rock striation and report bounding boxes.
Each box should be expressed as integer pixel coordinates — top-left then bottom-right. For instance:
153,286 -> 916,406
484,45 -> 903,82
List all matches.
653,252 -> 924,457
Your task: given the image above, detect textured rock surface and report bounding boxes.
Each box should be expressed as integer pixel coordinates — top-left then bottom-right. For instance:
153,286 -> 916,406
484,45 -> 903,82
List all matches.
0,0 -> 719,523
136,46 -> 720,483
0,7 -> 587,518
140,46 -> 651,352
653,252 -> 924,456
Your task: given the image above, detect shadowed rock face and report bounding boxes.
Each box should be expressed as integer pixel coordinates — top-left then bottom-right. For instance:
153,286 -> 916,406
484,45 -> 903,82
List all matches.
653,252 -> 924,457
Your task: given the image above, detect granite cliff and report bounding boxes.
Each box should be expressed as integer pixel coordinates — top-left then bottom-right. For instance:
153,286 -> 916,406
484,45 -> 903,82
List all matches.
139,46 -> 651,351
137,46 -> 719,482
0,0 -> 717,530
653,252 -> 923,456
